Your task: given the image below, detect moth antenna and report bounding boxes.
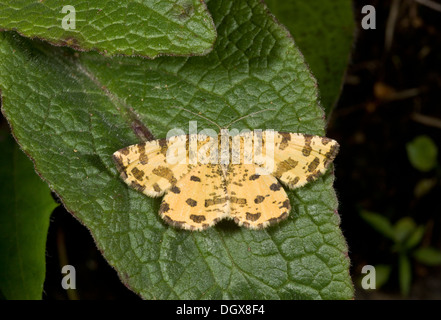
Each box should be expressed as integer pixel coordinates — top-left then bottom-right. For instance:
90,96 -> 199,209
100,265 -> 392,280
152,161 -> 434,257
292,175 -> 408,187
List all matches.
170,106 -> 222,131
226,108 -> 276,129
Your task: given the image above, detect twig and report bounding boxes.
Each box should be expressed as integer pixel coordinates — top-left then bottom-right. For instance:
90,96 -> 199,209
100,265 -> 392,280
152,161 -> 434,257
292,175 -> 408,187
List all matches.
385,0 -> 402,52
414,0 -> 441,12
411,113 -> 441,129
388,87 -> 421,100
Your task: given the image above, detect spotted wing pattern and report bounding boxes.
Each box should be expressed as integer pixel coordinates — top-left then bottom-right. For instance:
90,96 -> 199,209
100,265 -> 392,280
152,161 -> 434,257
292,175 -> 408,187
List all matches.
113,130 -> 339,230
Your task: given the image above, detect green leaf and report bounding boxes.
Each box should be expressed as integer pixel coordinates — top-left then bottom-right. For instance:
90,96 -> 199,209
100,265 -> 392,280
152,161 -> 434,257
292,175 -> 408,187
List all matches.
406,135 -> 438,172
403,225 -> 425,250
398,253 -> 412,296
265,0 -> 355,117
413,247 -> 441,266
0,0 -> 353,299
0,131 -> 57,300
0,0 -> 216,58
414,178 -> 437,198
374,264 -> 392,289
360,211 -> 395,240
393,217 -> 417,245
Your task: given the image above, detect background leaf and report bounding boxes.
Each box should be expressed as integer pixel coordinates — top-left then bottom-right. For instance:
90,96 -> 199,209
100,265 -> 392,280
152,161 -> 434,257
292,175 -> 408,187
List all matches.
0,131 -> 57,300
406,135 -> 438,172
413,247 -> 441,266
403,225 -> 425,250
0,0 -> 352,299
0,0 -> 216,58
373,264 -> 392,289
265,0 -> 355,117
398,253 -> 411,296
360,210 -> 395,240
413,178 -> 437,198
393,217 -> 417,245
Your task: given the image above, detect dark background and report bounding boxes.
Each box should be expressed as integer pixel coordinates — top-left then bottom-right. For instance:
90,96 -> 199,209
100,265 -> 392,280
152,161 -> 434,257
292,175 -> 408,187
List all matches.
332,0 -> 441,299
29,0 -> 441,299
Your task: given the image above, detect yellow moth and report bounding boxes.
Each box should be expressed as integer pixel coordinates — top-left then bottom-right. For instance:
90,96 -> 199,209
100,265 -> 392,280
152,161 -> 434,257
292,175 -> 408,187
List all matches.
113,108 -> 339,231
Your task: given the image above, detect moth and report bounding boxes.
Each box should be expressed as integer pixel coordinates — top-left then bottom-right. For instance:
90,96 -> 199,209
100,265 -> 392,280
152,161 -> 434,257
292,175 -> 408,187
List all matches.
113,108 -> 339,231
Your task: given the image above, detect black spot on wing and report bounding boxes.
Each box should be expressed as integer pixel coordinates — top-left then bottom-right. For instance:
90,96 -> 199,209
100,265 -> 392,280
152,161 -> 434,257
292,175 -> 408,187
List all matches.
152,183 -> 161,193
246,212 -> 261,222
190,214 -> 206,223
254,195 -> 265,204
113,154 -> 128,179
170,186 -> 181,194
186,198 -> 197,207
131,167 -> 145,181
279,199 -> 291,210
270,182 -> 282,191
159,202 -> 170,214
302,135 -> 313,157
307,157 -> 320,173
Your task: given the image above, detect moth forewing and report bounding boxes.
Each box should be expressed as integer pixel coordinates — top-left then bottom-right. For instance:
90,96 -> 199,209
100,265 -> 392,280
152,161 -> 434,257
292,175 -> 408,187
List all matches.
197,129 -> 218,165
255,130 -> 275,176
272,132 -> 340,190
165,135 -> 188,165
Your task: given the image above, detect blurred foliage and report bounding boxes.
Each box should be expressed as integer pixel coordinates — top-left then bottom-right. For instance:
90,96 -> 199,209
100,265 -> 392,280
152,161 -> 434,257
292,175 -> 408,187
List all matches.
361,211 -> 441,296
406,135 -> 438,172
